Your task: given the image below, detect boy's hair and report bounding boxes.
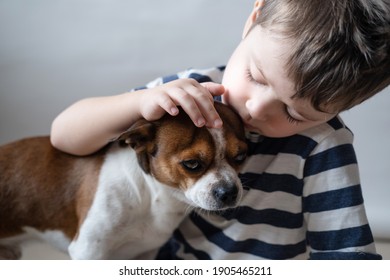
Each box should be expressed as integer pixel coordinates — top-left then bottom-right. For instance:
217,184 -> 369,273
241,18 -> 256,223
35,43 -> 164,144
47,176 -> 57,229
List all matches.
254,0 -> 390,112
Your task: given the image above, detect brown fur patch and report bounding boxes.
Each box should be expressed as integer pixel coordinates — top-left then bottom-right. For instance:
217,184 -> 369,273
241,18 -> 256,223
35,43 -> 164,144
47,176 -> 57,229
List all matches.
0,137 -> 105,239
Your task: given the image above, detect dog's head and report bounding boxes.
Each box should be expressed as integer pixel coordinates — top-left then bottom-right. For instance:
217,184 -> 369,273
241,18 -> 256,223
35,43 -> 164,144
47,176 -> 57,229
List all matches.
119,102 -> 247,211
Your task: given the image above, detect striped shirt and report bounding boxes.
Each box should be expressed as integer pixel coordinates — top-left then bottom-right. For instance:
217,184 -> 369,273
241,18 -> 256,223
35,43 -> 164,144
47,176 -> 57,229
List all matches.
135,66 -> 382,260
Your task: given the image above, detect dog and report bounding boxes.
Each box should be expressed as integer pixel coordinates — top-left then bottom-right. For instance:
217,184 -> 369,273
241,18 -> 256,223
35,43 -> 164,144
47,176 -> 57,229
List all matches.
0,102 -> 248,259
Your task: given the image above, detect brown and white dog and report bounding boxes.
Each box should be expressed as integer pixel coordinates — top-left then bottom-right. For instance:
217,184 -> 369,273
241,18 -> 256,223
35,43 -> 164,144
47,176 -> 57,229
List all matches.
0,102 -> 247,259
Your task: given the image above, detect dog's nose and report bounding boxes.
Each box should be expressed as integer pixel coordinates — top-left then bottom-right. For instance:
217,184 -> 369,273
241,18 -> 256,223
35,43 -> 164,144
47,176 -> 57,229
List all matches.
212,184 -> 238,206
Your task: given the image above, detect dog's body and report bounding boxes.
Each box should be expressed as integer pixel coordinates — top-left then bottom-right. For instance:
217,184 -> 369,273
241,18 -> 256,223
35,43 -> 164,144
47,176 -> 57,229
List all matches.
0,102 -> 247,259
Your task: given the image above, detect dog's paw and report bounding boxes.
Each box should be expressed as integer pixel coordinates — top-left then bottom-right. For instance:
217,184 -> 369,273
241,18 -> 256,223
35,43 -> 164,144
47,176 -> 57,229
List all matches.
0,244 -> 22,260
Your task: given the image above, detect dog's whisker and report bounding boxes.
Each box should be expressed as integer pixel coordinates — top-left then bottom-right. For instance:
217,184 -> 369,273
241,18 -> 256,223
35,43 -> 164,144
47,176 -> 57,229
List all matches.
184,205 -> 195,216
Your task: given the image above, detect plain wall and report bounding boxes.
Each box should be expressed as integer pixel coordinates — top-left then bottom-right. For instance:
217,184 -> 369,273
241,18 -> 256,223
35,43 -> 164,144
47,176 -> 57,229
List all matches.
0,0 -> 389,240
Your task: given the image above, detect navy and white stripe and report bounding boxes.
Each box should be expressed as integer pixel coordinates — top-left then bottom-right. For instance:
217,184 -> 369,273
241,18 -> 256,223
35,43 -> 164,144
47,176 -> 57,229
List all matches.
134,66 -> 381,260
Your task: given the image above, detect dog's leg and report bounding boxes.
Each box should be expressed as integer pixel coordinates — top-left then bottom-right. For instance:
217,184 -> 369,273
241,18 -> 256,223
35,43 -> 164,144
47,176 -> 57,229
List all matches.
67,214 -> 116,259
0,244 -> 22,260
68,236 -> 110,260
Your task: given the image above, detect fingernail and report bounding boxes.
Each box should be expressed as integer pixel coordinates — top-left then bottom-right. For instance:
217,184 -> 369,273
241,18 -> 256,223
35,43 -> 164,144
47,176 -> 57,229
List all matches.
214,119 -> 223,128
197,118 -> 206,127
170,107 -> 179,115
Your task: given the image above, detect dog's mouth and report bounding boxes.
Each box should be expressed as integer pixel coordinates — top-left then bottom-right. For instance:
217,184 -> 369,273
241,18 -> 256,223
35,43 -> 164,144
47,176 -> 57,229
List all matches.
184,181 -> 242,211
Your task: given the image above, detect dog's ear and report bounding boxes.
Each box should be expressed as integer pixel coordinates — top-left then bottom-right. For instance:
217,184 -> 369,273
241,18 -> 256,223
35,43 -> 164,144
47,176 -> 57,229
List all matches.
118,119 -> 156,150
117,119 -> 157,173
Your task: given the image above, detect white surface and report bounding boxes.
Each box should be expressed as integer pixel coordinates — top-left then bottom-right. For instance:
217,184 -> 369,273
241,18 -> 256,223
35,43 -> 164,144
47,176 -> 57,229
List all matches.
0,0 -> 389,242
20,239 -> 390,260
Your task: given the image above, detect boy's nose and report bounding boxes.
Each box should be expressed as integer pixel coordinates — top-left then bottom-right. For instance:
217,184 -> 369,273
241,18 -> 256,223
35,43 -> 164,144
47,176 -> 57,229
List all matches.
246,94 -> 279,121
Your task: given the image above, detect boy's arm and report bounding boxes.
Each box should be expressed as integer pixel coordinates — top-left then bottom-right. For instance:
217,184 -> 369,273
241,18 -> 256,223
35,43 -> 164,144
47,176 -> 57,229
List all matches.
50,79 -> 224,155
302,126 -> 382,260
51,92 -> 142,156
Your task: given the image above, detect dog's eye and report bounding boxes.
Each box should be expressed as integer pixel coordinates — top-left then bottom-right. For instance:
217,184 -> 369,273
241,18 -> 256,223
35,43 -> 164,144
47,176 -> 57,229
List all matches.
233,152 -> 247,164
181,159 -> 203,172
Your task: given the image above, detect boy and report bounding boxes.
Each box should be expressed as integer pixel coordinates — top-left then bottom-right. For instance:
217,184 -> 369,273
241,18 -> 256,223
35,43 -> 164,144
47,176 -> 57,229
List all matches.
50,0 -> 389,259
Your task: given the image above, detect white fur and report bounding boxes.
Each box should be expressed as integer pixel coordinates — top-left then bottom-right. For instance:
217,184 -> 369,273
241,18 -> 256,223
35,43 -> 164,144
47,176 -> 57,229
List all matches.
23,227 -> 71,252
69,145 -> 190,259
0,227 -> 71,255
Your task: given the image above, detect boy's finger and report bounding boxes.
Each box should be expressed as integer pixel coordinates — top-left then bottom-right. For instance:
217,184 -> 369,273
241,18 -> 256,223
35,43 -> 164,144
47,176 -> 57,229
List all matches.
202,82 -> 225,96
169,88 -> 207,127
189,84 -> 223,128
199,83 -> 224,128
198,98 -> 223,128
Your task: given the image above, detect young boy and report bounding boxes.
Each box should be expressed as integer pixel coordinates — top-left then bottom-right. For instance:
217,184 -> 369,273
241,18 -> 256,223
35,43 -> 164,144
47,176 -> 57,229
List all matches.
50,0 -> 389,259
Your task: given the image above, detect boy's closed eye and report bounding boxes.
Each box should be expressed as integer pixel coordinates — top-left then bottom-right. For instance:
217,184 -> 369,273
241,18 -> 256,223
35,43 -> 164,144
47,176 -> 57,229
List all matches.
245,68 -> 304,124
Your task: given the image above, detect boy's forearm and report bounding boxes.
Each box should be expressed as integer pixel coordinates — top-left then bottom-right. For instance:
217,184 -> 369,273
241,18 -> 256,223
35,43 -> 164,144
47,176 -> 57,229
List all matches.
50,92 -> 141,156
50,79 -> 223,156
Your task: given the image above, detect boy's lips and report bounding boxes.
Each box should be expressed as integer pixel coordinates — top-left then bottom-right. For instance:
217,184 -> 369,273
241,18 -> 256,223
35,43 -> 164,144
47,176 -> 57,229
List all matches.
240,113 -> 257,130
244,122 -> 259,132
236,111 -> 261,133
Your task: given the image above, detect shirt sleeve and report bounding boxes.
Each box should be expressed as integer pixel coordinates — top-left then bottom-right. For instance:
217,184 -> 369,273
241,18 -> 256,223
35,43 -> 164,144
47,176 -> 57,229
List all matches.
302,125 -> 382,259
131,66 -> 225,91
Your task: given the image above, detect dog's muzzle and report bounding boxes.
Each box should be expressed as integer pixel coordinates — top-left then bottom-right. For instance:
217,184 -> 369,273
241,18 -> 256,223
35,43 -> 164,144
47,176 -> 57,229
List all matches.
212,182 -> 239,208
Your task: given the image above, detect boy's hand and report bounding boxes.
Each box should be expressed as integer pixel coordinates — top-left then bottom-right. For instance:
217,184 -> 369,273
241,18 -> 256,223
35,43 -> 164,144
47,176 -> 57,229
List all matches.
138,78 -> 224,128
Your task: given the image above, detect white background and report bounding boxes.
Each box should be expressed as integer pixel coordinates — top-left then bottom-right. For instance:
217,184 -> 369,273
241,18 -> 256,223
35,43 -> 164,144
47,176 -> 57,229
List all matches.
0,0 -> 389,244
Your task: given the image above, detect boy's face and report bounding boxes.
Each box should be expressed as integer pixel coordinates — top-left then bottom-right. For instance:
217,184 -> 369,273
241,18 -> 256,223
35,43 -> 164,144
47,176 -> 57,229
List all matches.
222,24 -> 336,138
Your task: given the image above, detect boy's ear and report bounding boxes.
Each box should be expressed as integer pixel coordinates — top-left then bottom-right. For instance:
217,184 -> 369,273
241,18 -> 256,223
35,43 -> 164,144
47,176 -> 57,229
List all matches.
243,0 -> 265,38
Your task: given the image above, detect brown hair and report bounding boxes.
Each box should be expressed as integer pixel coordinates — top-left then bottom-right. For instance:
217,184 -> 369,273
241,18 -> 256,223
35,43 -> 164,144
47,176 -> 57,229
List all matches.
253,0 -> 390,112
